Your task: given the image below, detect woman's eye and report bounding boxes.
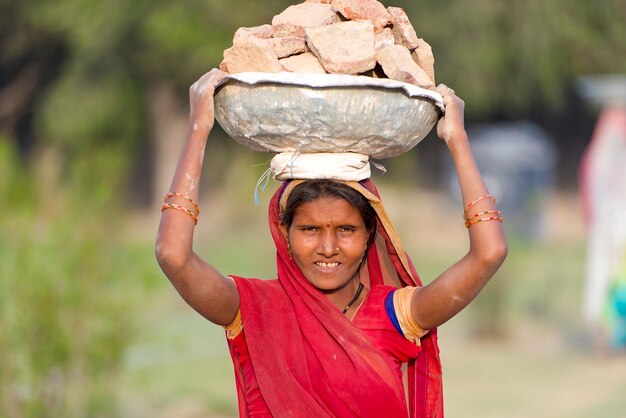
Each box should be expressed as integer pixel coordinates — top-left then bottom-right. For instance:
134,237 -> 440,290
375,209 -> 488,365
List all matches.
301,226 -> 318,232
338,226 -> 355,233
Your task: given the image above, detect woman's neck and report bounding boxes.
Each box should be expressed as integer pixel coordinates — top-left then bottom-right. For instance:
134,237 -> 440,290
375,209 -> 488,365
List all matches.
323,278 -> 366,315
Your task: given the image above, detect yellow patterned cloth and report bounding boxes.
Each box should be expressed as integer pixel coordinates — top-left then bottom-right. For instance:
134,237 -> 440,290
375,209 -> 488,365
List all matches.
393,286 -> 428,345
225,309 -> 243,340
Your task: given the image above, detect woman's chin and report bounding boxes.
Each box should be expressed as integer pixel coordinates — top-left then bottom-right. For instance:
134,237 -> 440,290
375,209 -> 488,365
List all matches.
306,274 -> 356,294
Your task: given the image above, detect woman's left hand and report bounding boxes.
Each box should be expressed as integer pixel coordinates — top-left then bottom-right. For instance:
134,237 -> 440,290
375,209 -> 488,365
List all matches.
410,84 -> 508,331
435,84 -> 466,146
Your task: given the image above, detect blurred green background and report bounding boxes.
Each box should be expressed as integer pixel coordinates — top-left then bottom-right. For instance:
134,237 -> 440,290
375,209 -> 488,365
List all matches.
2,1 -> 626,417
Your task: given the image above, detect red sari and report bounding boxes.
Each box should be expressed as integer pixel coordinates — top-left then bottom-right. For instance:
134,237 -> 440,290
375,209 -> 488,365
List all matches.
227,179 -> 443,417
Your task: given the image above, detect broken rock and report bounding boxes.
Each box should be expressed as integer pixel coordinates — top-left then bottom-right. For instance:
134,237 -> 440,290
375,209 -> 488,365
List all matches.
272,3 -> 340,38
233,24 -> 274,41
376,44 -> 434,87
280,52 -> 327,73
269,36 -> 307,58
387,7 -> 419,50
411,38 -> 435,84
223,36 -> 284,73
374,27 -> 395,50
331,0 -> 393,32
306,20 -> 376,74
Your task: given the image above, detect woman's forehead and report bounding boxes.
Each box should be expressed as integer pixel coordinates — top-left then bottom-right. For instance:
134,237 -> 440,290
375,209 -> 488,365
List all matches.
293,197 -> 363,224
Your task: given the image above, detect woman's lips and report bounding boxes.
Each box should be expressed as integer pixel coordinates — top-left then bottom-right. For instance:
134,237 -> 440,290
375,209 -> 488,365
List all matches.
314,261 -> 340,271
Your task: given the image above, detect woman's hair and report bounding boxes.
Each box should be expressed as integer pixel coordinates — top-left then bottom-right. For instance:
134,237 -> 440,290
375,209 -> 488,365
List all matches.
281,180 -> 377,237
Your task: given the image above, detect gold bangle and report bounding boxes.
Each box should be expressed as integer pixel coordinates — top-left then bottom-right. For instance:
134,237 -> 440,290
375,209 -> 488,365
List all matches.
161,203 -> 198,225
164,192 -> 200,215
464,209 -> 501,222
465,215 -> 503,228
463,194 -> 496,218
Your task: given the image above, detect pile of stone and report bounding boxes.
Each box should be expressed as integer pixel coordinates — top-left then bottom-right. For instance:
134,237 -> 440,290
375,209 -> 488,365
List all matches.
220,0 -> 435,88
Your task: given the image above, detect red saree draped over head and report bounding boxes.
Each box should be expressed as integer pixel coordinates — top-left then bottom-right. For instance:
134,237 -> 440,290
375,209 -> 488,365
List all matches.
229,179 -> 443,417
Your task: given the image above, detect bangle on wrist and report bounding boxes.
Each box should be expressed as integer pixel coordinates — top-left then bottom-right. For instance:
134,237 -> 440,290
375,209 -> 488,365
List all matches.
161,192 -> 200,225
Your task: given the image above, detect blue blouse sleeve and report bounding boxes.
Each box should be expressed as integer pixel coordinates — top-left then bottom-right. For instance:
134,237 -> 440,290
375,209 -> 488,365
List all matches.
384,290 -> 404,335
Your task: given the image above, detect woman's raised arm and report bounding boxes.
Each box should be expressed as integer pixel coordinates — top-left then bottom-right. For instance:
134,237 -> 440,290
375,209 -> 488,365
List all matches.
155,69 -> 240,326
411,85 -> 508,330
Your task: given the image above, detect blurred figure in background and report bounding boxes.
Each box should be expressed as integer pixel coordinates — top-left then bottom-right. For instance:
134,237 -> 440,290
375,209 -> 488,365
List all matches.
461,122 -> 556,242
606,257 -> 626,350
580,96 -> 626,351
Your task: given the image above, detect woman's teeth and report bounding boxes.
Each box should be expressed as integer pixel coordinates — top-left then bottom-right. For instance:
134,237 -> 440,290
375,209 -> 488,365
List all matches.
316,262 -> 339,268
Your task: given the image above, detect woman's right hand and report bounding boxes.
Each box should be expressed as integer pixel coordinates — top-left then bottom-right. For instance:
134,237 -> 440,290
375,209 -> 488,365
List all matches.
188,68 -> 228,134
156,67 -> 240,326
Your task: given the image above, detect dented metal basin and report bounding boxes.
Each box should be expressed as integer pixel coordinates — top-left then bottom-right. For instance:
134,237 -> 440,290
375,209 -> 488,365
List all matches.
214,72 -> 443,159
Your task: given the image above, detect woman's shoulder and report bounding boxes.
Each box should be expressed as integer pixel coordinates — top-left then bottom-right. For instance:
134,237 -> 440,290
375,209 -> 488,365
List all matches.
355,285 -> 397,323
230,276 -> 294,313
367,284 -> 403,301
354,285 -> 422,360
230,276 -> 282,292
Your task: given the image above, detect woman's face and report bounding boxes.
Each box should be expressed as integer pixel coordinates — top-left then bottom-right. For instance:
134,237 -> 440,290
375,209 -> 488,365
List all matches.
282,197 -> 370,298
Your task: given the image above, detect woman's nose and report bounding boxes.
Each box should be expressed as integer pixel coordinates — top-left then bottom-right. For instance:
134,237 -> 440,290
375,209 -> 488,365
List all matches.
318,231 -> 339,256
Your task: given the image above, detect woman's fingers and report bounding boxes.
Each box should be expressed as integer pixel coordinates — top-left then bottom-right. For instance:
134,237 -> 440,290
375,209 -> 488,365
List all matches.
190,68 -> 228,98
188,69 -> 229,128
436,83 -> 455,95
435,84 -> 466,143
436,84 -> 464,112
436,83 -> 462,107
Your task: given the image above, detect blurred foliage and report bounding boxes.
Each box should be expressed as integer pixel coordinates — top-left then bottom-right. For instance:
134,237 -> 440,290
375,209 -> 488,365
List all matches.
409,0 -> 626,116
3,0 -> 626,148
0,0 -> 623,199
0,140 -> 159,417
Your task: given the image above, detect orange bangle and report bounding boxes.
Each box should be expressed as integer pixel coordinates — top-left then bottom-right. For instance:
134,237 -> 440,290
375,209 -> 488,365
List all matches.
463,194 -> 496,218
161,203 -> 198,225
464,209 -> 502,222
465,215 -> 503,228
164,192 -> 200,215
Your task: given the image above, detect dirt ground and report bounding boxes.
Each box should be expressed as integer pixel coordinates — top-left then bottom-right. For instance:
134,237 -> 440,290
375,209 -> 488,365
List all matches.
440,320 -> 626,418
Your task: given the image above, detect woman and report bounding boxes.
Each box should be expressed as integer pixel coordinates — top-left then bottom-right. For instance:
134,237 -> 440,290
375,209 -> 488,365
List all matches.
156,69 -> 508,417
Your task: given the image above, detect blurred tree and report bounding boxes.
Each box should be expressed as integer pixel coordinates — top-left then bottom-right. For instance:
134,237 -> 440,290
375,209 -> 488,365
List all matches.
402,0 -> 626,118
0,138 -> 155,418
2,0 -> 625,196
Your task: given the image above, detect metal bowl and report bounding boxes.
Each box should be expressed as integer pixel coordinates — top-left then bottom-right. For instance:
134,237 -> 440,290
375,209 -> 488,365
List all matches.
214,72 -> 443,159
